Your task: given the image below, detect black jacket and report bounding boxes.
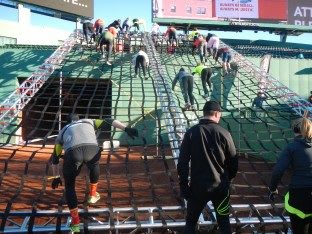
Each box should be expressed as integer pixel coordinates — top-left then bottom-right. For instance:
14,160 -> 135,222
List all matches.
270,136 -> 312,191
177,118 -> 238,191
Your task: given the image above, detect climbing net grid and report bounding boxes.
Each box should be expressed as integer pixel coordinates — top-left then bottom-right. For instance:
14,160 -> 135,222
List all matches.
0,31 -> 311,233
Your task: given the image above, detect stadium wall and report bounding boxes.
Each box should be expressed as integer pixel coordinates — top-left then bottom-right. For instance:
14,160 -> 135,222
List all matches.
247,57 -> 312,101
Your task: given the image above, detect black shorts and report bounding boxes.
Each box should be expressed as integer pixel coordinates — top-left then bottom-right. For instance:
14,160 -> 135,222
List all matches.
63,145 -> 101,177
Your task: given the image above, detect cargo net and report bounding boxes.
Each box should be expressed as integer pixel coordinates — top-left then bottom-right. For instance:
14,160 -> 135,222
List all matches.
0,32 -> 301,233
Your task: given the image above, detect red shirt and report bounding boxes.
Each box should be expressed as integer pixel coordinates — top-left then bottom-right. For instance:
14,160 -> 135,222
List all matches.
94,19 -> 104,28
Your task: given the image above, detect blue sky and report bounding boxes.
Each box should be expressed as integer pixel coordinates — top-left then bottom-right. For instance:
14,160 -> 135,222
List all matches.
0,0 -> 311,44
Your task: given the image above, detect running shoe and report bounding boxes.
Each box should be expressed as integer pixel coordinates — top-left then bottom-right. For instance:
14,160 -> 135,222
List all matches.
87,192 -> 100,204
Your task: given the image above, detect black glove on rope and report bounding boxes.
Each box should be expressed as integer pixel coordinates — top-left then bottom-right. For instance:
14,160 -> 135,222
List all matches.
52,177 -> 62,189
125,127 -> 138,139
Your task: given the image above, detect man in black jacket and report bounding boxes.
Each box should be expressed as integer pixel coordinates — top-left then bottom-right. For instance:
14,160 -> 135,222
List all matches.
177,100 -> 238,234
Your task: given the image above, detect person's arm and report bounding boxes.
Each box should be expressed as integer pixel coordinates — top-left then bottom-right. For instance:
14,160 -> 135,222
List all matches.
269,147 -> 292,192
94,118 -> 138,139
132,54 -> 137,65
51,143 -> 62,175
144,53 -> 149,66
215,50 -> 221,61
50,141 -> 63,189
172,74 -> 179,90
192,66 -> 198,76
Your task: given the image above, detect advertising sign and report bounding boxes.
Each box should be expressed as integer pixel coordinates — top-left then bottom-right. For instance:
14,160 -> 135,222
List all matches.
152,0 -> 298,23
288,0 -> 312,26
18,0 -> 94,18
216,0 -> 259,19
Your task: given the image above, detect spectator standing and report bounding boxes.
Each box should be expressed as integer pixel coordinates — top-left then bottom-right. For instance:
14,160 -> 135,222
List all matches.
172,68 -> 196,111
177,100 -> 238,234
50,114 -> 138,233
269,114 -> 312,234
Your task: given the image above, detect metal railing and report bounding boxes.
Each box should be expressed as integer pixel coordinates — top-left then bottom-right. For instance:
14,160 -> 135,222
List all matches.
0,30 -> 81,135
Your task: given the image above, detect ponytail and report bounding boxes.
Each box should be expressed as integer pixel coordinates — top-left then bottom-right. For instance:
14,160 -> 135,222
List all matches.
301,117 -> 312,139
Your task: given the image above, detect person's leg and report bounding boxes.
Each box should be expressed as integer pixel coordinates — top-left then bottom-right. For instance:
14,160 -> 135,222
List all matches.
88,25 -> 94,44
63,148 -> 83,228
141,57 -> 147,77
135,55 -> 143,76
199,44 -> 204,63
84,145 -> 101,202
201,69 -> 209,96
184,193 -> 209,234
180,77 -> 190,107
227,54 -> 232,70
203,43 -> 208,62
169,35 -> 173,47
206,68 -> 213,91
222,52 -> 228,73
187,76 -> 195,106
290,214 -> 310,234
106,40 -> 113,64
211,188 -> 231,234
99,41 -> 105,56
173,33 -> 178,47
83,24 -> 88,44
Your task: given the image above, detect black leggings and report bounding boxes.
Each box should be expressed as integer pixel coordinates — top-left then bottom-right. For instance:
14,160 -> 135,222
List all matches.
135,55 -> 147,76
63,145 -> 101,209
288,188 -> 312,234
290,214 -> 312,234
100,39 -> 113,60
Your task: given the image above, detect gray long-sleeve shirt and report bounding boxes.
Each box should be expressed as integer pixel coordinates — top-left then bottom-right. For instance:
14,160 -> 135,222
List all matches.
270,136 -> 312,190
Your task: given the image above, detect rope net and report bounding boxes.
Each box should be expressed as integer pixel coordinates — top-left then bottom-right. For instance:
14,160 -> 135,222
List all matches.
0,31 -> 307,232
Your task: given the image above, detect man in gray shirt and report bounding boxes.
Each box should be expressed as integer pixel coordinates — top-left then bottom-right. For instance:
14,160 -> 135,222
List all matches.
50,113 -> 138,233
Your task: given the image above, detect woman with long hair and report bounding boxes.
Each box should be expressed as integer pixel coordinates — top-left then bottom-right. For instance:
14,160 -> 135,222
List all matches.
269,112 -> 312,233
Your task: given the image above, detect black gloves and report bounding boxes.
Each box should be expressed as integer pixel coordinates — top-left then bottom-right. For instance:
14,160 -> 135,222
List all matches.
268,188 -> 278,202
180,183 -> 191,200
125,127 -> 138,139
52,177 -> 62,189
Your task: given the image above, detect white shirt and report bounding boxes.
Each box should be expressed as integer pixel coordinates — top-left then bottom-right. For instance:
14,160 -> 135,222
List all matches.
132,50 -> 149,66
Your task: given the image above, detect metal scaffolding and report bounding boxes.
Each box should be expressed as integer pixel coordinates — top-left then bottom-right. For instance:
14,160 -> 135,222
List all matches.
0,30 -> 81,135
